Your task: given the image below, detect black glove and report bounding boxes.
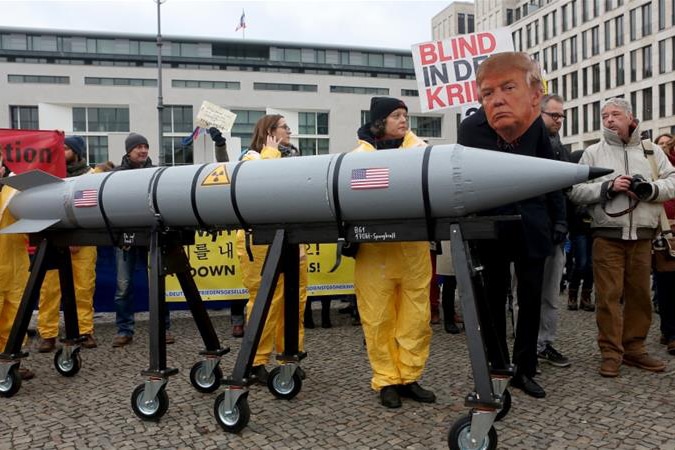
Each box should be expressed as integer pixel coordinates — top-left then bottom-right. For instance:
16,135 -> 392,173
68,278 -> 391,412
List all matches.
552,222 -> 568,245
209,127 -> 226,147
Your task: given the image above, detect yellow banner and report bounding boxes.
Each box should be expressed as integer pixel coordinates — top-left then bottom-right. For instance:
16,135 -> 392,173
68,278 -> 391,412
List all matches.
166,231 -> 355,302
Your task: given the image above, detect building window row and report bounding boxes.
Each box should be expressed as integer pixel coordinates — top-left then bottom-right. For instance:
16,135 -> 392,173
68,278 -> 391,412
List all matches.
253,82 -> 317,92
7,74 -> 69,84
172,79 -> 240,90
84,77 -> 157,87
331,86 -> 389,95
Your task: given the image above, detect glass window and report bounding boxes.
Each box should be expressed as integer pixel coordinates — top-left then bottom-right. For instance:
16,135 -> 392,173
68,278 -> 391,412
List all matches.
630,91 -> 637,116
162,105 -> 193,133
254,82 -> 317,92
458,13 -> 466,34
468,14 -> 475,33
571,0 -> 577,27
643,87 -> 653,121
562,4 -> 568,31
659,83 -> 667,117
73,107 -> 86,132
605,59 -> 612,89
591,26 -> 599,56
330,86 -> 389,95
570,36 -> 577,64
643,45 -> 652,79
571,71 -> 578,99
9,106 -> 39,129
231,109 -> 265,146
582,30 -> 588,59
616,55 -> 625,86
571,106 -> 579,135
614,16 -> 623,47
630,49 -> 637,82
641,3 -> 651,36
592,101 -> 601,131
366,53 -> 384,67
86,136 -> 109,166
582,68 -> 588,96
299,138 -> 329,156
630,8 -> 637,40
551,44 -> 558,71
552,10 -> 557,36
659,0 -> 666,30
604,20 -> 612,51
161,137 -> 193,166
592,63 -> 600,93
659,40 -> 667,74
409,116 -> 441,138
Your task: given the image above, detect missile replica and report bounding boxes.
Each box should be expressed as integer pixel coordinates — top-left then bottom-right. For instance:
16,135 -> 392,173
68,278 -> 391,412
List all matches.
0,144 -> 610,235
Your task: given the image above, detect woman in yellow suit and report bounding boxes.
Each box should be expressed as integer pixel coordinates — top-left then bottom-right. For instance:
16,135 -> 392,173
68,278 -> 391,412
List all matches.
352,97 -> 435,408
36,137 -> 98,352
0,165 -> 34,380
236,114 -> 308,384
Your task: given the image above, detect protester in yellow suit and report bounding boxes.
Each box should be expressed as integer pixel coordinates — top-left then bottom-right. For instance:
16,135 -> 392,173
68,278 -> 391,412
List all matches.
236,114 -> 308,384
352,97 -> 435,408
37,137 -> 98,352
0,164 -> 35,380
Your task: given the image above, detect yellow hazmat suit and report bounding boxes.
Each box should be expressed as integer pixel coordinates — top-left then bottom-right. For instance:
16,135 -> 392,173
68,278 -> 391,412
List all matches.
352,131 -> 432,391
37,167 -> 97,339
0,186 -> 30,351
236,146 -> 308,366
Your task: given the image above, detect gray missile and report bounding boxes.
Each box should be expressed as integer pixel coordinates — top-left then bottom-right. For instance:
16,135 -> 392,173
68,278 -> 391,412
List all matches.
0,144 -> 611,235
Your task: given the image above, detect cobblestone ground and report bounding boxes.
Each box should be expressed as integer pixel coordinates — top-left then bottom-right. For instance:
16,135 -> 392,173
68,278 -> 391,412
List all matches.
1,296 -> 674,450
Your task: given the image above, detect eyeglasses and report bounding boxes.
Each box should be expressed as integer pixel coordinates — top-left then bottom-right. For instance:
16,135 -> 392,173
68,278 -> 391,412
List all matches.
273,124 -> 291,131
542,111 -> 565,121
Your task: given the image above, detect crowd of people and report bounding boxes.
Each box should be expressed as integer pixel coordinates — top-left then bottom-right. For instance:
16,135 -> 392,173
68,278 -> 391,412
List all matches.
1,50 -> 674,413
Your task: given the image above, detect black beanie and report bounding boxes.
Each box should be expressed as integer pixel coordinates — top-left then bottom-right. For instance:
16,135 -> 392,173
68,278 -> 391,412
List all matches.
64,136 -> 86,160
369,97 -> 408,123
125,132 -> 149,153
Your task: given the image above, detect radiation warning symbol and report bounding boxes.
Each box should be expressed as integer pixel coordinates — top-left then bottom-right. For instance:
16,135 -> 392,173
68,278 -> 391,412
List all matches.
201,164 -> 230,186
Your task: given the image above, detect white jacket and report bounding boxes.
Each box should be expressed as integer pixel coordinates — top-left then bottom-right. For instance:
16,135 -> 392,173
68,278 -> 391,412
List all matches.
569,126 -> 675,240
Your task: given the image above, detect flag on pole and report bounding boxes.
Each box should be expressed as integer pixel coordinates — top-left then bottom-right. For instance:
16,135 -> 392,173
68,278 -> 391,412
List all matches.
235,10 -> 246,31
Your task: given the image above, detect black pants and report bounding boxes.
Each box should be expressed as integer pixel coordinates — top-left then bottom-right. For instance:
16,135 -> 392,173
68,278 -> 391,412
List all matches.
475,241 -> 545,378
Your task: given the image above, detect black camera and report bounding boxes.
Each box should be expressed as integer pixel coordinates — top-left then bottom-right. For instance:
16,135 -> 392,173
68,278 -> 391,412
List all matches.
629,174 -> 653,200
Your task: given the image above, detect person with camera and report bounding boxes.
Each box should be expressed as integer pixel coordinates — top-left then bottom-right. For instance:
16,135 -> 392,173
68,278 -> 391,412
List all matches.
569,98 -> 675,377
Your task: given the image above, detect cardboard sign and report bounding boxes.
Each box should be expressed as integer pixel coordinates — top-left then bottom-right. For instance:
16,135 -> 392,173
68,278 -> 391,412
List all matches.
196,101 -> 237,133
411,28 -> 514,112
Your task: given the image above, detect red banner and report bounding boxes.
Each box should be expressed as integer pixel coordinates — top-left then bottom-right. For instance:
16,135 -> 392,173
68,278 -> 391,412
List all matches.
0,129 -> 66,178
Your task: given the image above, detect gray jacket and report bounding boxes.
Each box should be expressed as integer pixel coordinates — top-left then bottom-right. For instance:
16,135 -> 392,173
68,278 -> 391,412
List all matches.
569,125 -> 675,240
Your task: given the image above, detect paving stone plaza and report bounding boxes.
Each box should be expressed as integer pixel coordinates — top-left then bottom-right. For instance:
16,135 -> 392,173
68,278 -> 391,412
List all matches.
1,298 -> 674,450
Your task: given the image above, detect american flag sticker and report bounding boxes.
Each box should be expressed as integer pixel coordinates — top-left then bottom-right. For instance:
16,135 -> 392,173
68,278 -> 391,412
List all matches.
73,189 -> 98,208
350,168 -> 390,190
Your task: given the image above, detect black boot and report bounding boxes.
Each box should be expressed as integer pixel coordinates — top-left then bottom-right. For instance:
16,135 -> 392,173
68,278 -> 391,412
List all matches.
321,298 -> 332,328
442,276 -> 459,334
304,301 -> 315,329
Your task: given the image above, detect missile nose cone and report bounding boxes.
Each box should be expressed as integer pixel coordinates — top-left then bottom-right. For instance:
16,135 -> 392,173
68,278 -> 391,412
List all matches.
588,166 -> 613,180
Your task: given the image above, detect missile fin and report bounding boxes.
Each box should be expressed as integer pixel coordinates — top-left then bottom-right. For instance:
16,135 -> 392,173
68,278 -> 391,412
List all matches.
0,170 -> 64,191
0,218 -> 60,234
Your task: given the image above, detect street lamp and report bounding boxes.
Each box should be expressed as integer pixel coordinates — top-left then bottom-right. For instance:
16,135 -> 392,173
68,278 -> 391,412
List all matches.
155,0 -> 167,165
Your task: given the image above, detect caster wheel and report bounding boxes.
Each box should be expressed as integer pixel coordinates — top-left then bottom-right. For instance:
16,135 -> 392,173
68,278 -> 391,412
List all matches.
189,361 -> 223,393
214,392 -> 250,433
448,414 -> 498,450
54,348 -> 81,377
495,388 -> 511,422
131,383 -> 169,421
0,366 -> 22,398
267,366 -> 302,400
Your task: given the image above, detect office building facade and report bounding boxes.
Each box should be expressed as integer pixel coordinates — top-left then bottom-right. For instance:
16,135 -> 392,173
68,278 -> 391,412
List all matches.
0,27 -> 450,165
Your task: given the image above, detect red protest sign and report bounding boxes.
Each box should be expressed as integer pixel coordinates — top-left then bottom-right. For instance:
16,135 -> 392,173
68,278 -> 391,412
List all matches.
0,129 -> 66,178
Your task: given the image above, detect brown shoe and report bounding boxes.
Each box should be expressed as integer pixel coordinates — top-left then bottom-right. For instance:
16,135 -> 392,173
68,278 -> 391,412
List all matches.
165,332 -> 175,345
38,337 -> 56,353
623,353 -> 666,372
430,308 -> 440,325
19,367 -> 35,380
112,334 -> 133,348
599,358 -> 621,377
80,334 -> 98,349
232,324 -> 244,338
567,289 -> 578,311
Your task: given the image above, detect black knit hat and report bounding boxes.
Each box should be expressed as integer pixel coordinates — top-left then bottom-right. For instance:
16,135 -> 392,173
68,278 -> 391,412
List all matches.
369,97 -> 408,123
125,132 -> 149,153
64,136 -> 86,160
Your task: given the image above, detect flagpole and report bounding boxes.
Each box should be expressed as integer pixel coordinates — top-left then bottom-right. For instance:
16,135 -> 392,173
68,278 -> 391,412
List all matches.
155,0 -> 167,165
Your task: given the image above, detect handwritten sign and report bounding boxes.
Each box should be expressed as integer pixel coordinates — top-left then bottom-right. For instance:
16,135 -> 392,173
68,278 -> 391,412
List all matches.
196,101 -> 237,133
411,28 -> 514,112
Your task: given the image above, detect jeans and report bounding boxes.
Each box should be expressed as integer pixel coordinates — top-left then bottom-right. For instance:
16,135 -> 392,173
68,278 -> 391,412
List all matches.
114,247 -> 170,336
570,234 -> 594,292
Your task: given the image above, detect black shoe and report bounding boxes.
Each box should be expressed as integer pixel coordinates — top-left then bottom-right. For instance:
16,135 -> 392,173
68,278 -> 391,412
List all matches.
250,365 -> 269,385
538,344 -> 571,368
380,385 -> 401,408
510,374 -> 546,398
444,322 -> 460,334
397,382 -> 436,403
